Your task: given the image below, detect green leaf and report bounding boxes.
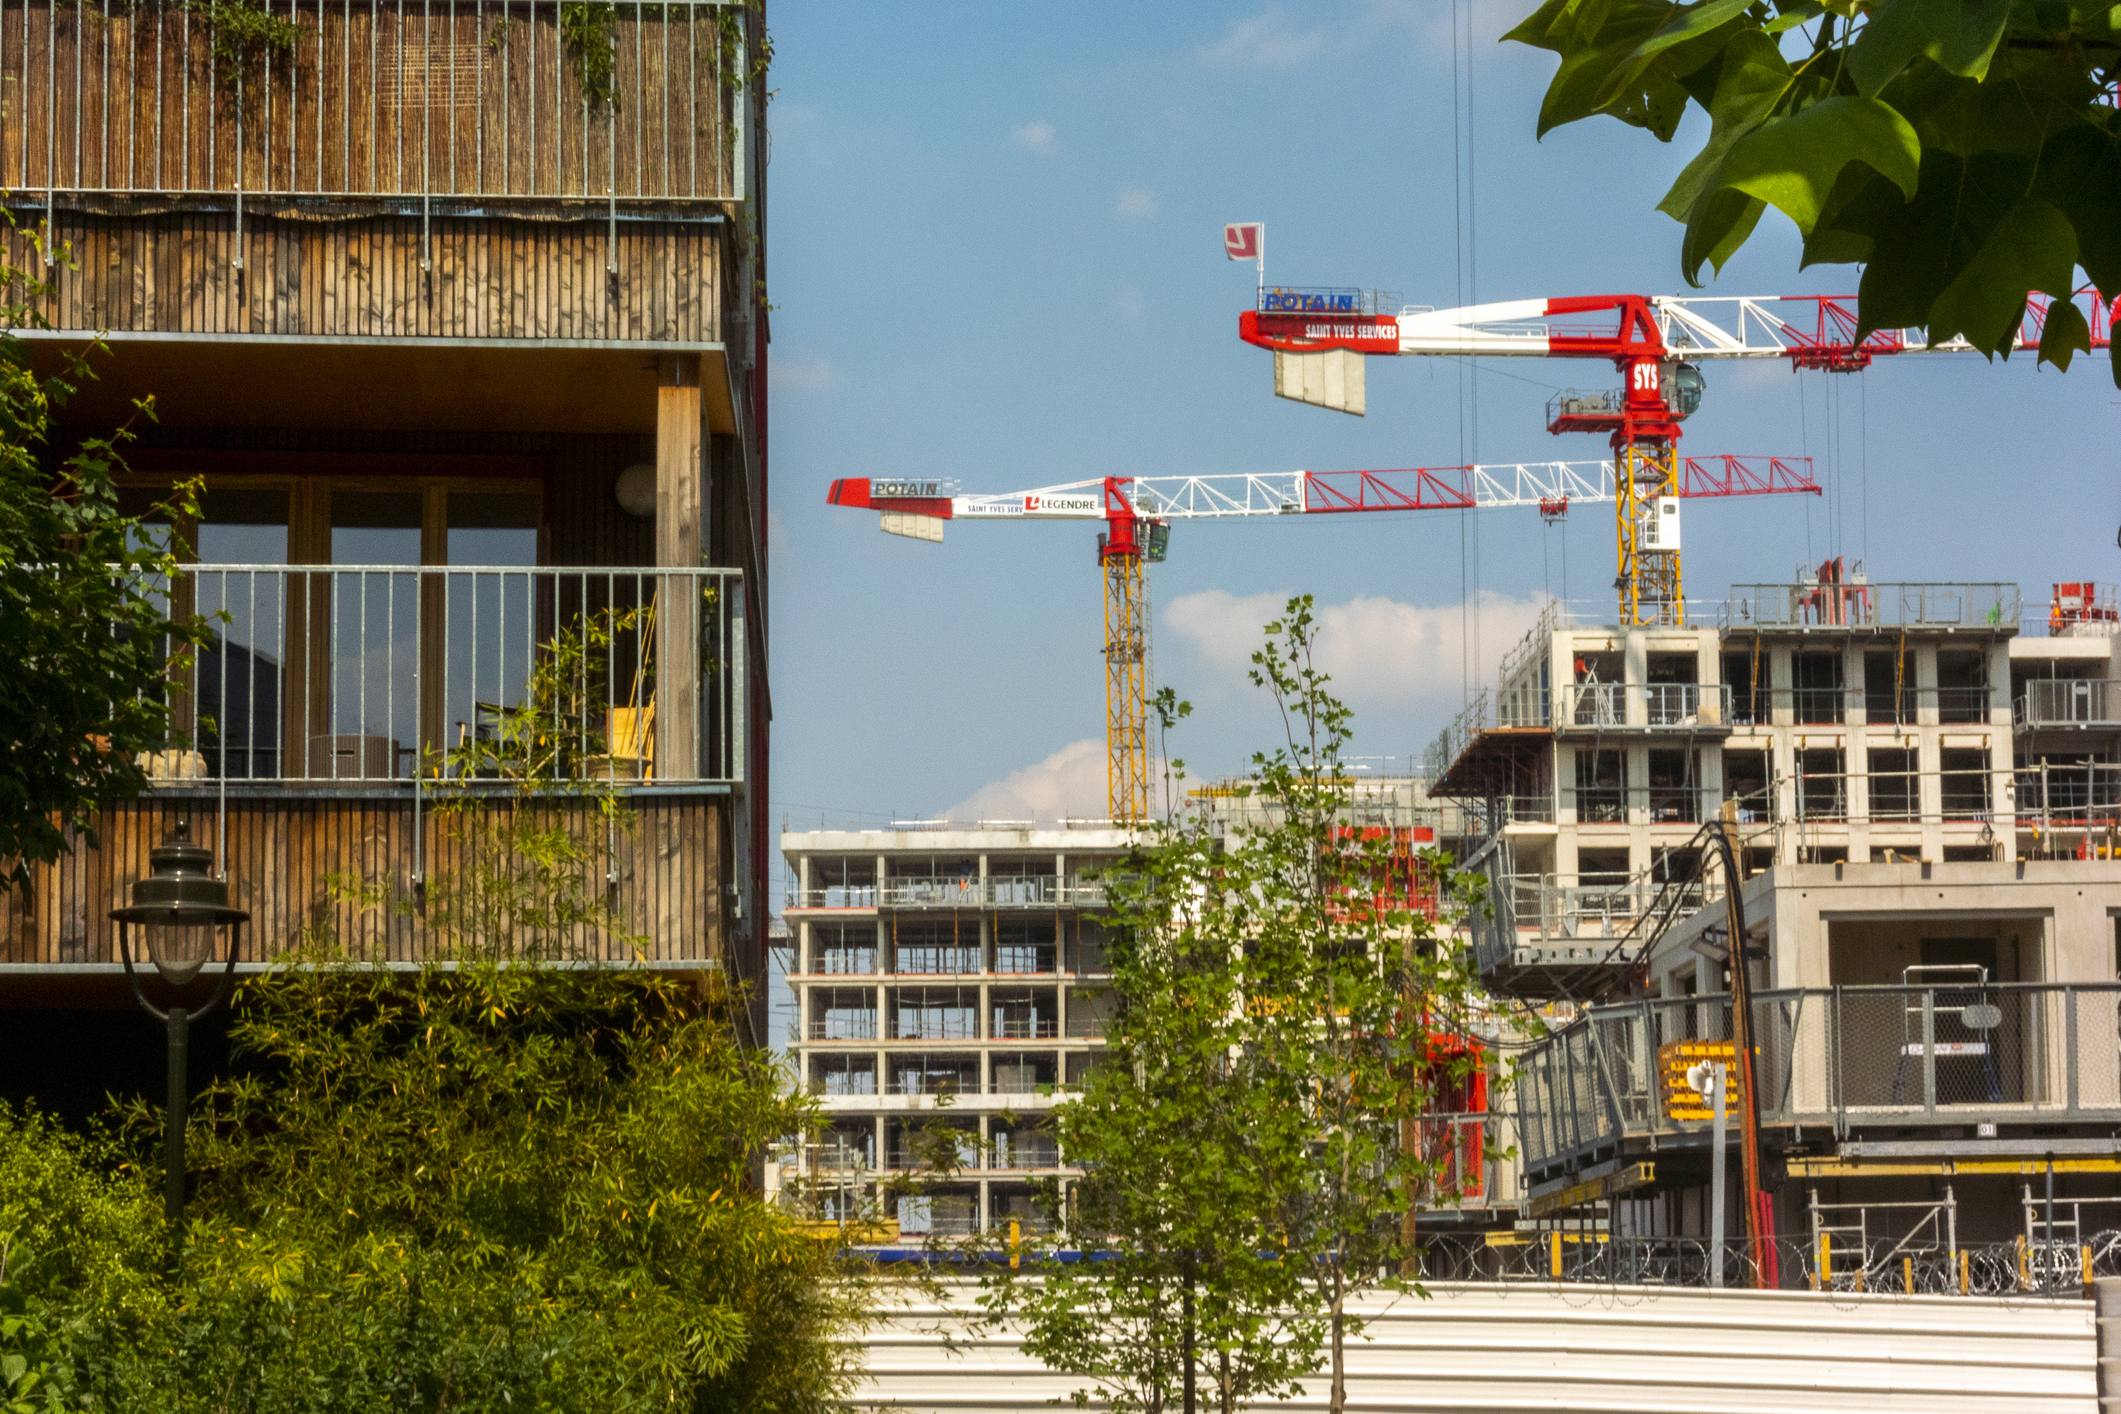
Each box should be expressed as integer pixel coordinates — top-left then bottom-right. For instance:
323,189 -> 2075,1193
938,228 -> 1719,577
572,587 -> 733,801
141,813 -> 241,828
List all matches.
1846,0 -> 2013,97
1630,0 -> 1755,59
2035,124 -> 2121,301
1659,29 -> 1795,222
1500,0 -> 1576,49
2037,294 -> 2092,371
1717,95 -> 1922,235
1764,0 -> 1825,33
1856,150 -> 2029,337
1682,189 -> 1769,282
1926,196 -> 2080,354
1531,1 -> 1680,135
1799,164 -> 1903,267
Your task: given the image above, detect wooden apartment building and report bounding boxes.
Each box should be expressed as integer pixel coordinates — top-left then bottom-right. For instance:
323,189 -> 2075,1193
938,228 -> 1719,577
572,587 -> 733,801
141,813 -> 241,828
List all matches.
0,0 -> 771,1076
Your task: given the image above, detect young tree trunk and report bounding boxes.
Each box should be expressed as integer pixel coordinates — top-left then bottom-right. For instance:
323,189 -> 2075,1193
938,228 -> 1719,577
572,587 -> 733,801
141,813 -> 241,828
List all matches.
1182,1266 -> 1196,1414
1329,1293 -> 1346,1413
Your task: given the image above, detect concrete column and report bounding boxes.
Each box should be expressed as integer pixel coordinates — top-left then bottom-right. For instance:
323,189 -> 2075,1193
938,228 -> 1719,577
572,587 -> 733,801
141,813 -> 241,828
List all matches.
1557,743 -> 1579,830
1624,631 -> 1649,727
1915,644 -> 1941,728
1844,640 -> 1868,728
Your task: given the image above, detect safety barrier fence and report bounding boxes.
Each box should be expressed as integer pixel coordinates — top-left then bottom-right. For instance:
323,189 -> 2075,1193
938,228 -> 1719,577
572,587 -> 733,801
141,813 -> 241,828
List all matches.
1724,582 -> 2020,630
1416,1230 -> 2121,1297
787,878 -> 1110,909
1516,984 -> 2121,1174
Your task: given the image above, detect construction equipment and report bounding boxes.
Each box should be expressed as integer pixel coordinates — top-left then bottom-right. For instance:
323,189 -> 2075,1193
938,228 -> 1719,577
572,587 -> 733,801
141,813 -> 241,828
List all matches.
1241,290 -> 2117,628
828,457 -> 1820,823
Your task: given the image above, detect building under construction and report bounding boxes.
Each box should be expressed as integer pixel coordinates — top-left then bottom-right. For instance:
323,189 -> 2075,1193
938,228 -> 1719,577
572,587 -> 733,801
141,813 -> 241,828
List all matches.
1430,571 -> 2121,1288
775,825 -> 1128,1240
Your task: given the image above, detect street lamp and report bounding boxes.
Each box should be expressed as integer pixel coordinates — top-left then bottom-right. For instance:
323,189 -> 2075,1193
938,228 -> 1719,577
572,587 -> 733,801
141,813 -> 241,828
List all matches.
109,820 -> 248,1249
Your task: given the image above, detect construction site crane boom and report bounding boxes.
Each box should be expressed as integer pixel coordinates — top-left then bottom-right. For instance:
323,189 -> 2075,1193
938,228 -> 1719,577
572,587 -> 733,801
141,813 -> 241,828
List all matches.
829,456 -> 1819,822
1240,289 -> 2117,627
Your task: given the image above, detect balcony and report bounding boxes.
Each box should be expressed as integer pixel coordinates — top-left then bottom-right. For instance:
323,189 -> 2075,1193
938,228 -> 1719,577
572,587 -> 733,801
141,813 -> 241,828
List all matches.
142,565 -> 743,787
1559,683 -> 1733,732
2018,679 -> 2121,729
1723,582 -> 2020,631
2,0 -> 745,212
7,565 -> 746,969
1469,867 -> 1710,997
1516,984 -> 2121,1178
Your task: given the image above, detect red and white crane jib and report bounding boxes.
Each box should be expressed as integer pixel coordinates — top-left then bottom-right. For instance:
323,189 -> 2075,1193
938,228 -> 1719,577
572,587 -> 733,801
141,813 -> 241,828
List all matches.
1239,290 -> 2116,370
825,456 -> 1819,537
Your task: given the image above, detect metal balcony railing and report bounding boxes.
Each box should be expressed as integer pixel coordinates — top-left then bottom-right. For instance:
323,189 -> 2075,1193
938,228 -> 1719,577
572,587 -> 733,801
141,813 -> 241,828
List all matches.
2,0 -> 748,210
789,885 -> 878,910
1560,683 -> 1733,730
790,877 -> 1109,910
139,565 -> 743,787
1724,683 -> 1998,728
807,1016 -> 878,1042
989,1138 -> 1062,1170
2018,679 -> 2121,727
1723,582 -> 2020,630
1516,984 -> 2121,1176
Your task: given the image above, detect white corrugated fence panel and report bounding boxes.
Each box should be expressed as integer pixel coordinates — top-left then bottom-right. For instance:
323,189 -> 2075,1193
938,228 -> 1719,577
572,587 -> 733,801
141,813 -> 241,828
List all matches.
853,1281 -> 2095,1413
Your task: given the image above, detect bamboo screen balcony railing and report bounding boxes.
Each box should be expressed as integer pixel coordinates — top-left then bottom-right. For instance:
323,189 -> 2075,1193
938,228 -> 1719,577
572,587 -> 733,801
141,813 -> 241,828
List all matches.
0,0 -> 749,211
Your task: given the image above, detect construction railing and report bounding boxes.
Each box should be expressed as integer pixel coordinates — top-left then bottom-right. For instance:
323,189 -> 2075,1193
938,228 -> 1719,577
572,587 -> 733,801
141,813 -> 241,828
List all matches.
1559,683 -> 1734,730
791,877 -> 1110,910
1723,582 -> 2020,630
1515,983 -> 2121,1176
1,0 -> 748,209
140,565 -> 743,787
1722,683 -> 2001,728
2018,679 -> 2121,727
1415,1230 -> 2121,1297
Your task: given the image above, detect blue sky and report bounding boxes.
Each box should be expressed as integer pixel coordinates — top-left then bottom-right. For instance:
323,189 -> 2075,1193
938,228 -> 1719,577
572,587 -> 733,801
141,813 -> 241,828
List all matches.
763,1 -> 2120,829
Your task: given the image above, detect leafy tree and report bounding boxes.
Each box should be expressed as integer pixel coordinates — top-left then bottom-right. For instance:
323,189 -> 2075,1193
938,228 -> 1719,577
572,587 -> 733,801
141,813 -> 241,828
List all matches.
1505,0 -> 2121,382
988,599 -> 1493,1414
0,221 -> 207,894
0,1106 -> 166,1414
1,791 -> 868,1413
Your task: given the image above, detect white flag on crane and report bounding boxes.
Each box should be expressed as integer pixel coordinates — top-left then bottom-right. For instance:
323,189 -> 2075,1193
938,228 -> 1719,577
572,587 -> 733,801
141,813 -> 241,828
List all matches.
1223,223 -> 1262,262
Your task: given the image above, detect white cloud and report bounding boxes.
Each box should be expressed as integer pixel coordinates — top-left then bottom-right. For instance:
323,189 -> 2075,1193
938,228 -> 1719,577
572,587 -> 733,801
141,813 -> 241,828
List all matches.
766,507 -> 790,552
1199,4 -> 1331,69
769,352 -> 834,391
1201,2 -> 1476,71
1010,121 -> 1056,152
1115,187 -> 1158,219
1162,589 -> 1551,714
943,739 -> 1110,824
1114,284 -> 1146,322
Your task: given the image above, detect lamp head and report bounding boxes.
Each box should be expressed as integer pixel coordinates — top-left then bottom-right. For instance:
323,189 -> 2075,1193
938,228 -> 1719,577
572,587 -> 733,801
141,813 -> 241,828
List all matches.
109,821 -> 248,986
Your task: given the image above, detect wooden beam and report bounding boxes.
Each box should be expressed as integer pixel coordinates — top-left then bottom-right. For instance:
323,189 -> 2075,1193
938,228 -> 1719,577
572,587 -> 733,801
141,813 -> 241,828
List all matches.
656,357 -> 703,781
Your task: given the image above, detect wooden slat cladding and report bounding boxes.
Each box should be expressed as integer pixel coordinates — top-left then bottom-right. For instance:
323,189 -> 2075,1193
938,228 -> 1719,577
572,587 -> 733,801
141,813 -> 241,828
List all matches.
0,0 -> 738,203
1,792 -> 727,967
1,209 -> 718,342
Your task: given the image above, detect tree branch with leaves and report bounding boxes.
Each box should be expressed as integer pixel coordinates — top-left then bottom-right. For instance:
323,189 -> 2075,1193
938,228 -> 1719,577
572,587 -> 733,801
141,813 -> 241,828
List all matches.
1506,0 -> 2121,381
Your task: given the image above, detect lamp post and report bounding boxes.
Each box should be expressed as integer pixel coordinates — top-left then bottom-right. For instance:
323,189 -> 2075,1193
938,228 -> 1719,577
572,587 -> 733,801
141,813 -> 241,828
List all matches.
109,820 -> 249,1252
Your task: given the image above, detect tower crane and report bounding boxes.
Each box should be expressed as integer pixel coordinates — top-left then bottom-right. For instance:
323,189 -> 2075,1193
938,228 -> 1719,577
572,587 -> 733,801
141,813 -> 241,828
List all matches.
829,455 -> 1819,823
1241,290 -> 2116,627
